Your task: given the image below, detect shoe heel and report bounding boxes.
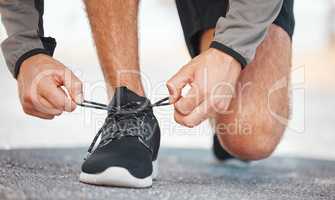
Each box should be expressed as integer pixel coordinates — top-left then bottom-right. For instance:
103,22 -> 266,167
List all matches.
152,160 -> 158,180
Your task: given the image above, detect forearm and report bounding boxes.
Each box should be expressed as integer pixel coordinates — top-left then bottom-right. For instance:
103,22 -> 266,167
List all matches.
0,0 -> 56,78
211,0 -> 283,67
84,0 -> 143,96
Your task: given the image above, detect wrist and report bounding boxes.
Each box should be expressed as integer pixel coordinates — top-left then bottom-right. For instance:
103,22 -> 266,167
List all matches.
209,41 -> 247,69
15,50 -> 51,79
209,48 -> 242,73
18,54 -> 56,82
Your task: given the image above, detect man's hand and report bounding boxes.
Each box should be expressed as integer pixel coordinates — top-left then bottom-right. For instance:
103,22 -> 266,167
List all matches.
167,48 -> 241,127
17,54 -> 83,119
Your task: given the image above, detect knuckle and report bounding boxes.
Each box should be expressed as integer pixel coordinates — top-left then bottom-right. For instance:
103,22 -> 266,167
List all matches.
45,116 -> 55,120
175,102 -> 189,115
57,102 -> 66,110
70,104 -> 77,112
174,113 -> 179,123
174,113 -> 183,125
23,107 -> 32,115
64,106 -> 72,112
64,102 -> 75,112
22,108 -> 29,115
22,93 -> 32,103
166,80 -> 174,89
174,101 -> 182,111
183,118 -> 195,128
53,101 -> 65,110
55,111 -> 63,116
22,103 -> 29,110
174,113 -> 193,128
22,102 -> 31,111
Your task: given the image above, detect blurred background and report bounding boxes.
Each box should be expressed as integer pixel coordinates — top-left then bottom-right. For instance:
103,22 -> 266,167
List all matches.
0,0 -> 334,160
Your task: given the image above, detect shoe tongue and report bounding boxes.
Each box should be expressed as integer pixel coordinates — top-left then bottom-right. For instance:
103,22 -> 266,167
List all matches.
108,86 -> 149,108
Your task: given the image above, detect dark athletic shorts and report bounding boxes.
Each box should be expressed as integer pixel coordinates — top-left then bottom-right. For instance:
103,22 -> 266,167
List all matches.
175,0 -> 295,58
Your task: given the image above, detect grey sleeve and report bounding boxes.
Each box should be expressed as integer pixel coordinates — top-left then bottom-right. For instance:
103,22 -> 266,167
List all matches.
0,0 -> 56,78
210,0 -> 283,67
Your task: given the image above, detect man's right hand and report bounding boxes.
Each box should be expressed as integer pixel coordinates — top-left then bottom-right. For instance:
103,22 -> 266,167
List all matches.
17,54 -> 83,119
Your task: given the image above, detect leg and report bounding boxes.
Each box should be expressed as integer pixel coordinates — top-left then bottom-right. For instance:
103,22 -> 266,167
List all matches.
201,25 -> 292,160
82,1 -> 160,188
84,0 -> 144,98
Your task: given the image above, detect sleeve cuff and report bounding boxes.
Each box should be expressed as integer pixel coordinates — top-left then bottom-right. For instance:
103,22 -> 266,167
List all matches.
14,49 -> 51,78
210,41 -> 247,69
14,37 -> 57,78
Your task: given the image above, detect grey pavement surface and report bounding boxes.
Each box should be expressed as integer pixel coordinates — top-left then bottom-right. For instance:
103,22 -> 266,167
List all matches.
0,147 -> 334,200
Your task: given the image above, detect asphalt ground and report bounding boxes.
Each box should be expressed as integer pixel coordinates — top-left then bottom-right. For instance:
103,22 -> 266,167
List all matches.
0,147 -> 334,200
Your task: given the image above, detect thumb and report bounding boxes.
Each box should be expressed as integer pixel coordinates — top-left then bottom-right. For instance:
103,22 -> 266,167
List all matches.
166,64 -> 193,104
62,69 -> 83,104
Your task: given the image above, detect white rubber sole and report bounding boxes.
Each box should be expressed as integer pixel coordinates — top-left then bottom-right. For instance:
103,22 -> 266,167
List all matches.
79,161 -> 158,188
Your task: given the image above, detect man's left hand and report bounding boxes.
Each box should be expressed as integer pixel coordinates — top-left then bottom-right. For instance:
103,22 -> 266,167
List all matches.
167,48 -> 242,127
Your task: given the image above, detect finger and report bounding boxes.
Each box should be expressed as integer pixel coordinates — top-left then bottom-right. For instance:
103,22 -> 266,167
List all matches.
174,84 -> 204,115
23,105 -> 55,120
63,69 -> 83,104
30,111 -> 55,120
39,80 -> 68,111
28,84 -> 63,115
166,65 -> 193,104
56,87 -> 77,112
174,109 -> 188,127
174,100 -> 212,128
38,97 -> 63,116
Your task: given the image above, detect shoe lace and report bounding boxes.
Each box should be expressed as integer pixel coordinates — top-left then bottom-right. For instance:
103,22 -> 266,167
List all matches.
77,97 -> 170,160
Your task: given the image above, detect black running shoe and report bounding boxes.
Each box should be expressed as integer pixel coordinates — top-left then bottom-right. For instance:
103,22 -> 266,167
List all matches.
80,87 -> 161,188
212,134 -> 235,161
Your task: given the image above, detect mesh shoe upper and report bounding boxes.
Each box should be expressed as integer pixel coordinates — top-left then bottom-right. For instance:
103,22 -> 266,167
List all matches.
99,87 -> 159,152
81,87 -> 161,177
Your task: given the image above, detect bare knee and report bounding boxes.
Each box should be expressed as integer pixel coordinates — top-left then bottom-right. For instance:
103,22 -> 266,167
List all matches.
223,132 -> 280,161
215,94 -> 287,161
215,86 -> 288,161
216,115 -> 285,161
